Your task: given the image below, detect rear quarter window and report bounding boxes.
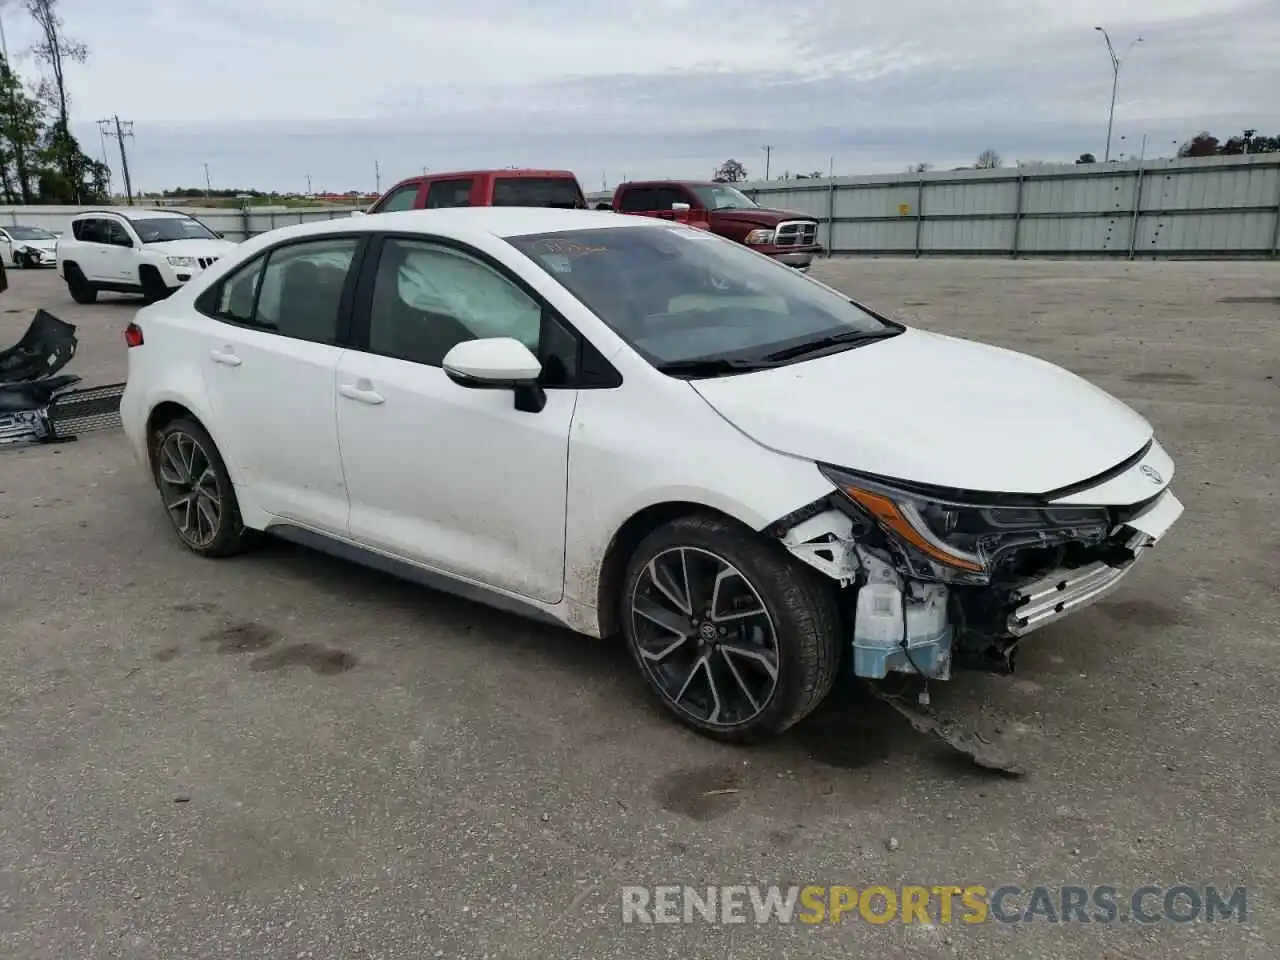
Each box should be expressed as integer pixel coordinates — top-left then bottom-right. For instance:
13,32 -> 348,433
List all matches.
491,177 -> 584,209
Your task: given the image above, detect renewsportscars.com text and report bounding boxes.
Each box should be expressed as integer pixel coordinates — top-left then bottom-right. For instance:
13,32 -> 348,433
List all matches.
621,884 -> 1248,925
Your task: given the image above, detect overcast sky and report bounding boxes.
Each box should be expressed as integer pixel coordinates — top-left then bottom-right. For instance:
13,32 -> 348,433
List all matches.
4,0 -> 1277,194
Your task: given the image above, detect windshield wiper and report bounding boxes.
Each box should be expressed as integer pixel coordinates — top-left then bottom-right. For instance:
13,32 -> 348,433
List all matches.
762,328 -> 900,363
656,357 -> 777,378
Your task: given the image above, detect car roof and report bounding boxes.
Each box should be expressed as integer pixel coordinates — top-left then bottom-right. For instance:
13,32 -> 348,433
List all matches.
250,208 -> 657,244
71,209 -> 193,221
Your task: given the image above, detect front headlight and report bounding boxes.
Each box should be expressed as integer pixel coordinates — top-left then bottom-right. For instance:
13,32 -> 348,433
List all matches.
167,256 -> 198,267
819,464 -> 1111,584
743,228 -> 775,245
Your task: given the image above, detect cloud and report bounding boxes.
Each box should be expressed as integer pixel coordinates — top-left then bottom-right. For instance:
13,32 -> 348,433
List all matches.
6,0 -> 1271,190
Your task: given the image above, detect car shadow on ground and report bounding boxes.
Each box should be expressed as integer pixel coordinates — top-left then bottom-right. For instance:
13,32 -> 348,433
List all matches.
229,535 -> 1027,789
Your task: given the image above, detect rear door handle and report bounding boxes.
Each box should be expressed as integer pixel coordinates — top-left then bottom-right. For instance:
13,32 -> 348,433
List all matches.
339,382 -> 385,405
209,348 -> 242,367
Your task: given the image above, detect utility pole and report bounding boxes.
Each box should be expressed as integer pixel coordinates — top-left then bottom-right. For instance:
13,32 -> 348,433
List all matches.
99,116 -> 135,205
1094,27 -> 1143,163
203,162 -> 212,198
374,160 -> 381,194
763,145 -> 773,181
305,173 -> 312,195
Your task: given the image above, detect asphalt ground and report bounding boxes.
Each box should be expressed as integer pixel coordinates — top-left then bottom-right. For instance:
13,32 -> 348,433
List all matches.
1,258 -> 1277,959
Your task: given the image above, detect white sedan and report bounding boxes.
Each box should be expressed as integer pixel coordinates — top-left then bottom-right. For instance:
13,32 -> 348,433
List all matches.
119,208 -> 1183,741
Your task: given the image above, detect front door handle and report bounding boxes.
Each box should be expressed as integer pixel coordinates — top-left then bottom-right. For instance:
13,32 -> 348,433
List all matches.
209,348 -> 242,367
339,382 -> 385,405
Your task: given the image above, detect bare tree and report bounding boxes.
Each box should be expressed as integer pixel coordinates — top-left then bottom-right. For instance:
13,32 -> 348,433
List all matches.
905,162 -> 932,173
26,0 -> 87,198
975,148 -> 1001,169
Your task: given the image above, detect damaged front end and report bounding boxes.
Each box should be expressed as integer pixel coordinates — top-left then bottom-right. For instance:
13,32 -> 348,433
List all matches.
772,455 -> 1184,680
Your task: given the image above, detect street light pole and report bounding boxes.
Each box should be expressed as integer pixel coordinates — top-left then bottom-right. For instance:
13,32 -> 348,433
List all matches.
1095,27 -> 1143,163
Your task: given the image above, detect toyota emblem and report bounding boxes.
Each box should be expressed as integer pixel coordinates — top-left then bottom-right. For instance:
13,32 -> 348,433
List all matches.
1140,465 -> 1163,485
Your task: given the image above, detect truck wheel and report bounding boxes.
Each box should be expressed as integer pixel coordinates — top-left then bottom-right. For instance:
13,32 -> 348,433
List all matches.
619,513 -> 841,743
64,263 -> 98,304
140,266 -> 170,304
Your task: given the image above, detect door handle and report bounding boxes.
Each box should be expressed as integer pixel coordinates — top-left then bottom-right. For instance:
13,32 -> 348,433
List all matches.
209,348 -> 242,367
339,382 -> 385,405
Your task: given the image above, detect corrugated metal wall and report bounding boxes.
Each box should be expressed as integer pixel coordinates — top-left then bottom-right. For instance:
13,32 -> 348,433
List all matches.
740,154 -> 1280,258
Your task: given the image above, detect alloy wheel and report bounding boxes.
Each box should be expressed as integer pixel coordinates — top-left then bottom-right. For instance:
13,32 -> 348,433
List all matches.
629,546 -> 781,728
156,431 -> 222,547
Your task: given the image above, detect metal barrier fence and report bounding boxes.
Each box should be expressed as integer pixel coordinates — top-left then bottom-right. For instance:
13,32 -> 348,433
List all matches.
737,154 -> 1280,259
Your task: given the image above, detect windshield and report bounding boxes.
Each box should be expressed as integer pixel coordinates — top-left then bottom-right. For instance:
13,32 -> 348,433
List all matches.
492,177 -> 585,209
130,217 -> 218,243
689,183 -> 758,210
8,226 -> 55,241
507,225 -> 897,372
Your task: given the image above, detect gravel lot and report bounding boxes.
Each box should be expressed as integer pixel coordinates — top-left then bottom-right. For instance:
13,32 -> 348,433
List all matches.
1,259 -> 1277,959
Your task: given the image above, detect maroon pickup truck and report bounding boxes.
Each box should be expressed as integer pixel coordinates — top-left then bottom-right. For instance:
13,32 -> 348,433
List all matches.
610,180 -> 823,270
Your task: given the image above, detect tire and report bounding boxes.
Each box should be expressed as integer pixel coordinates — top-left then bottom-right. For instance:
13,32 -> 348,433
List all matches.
64,263 -> 97,304
620,513 -> 841,743
152,417 -> 258,558
140,265 -> 170,304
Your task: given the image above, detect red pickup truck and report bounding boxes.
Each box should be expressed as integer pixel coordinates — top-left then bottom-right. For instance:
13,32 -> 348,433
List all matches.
365,169 -> 586,214
610,180 -> 823,270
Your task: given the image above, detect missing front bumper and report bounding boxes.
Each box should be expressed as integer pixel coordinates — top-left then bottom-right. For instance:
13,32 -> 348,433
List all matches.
1006,490 -> 1184,638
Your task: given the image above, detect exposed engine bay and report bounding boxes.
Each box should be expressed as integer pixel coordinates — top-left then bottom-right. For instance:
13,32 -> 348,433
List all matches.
772,457 -> 1184,681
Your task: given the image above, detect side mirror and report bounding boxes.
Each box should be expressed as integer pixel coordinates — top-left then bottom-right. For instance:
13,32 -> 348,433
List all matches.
215,231 -> 225,239
442,337 -> 545,412
672,202 -> 691,212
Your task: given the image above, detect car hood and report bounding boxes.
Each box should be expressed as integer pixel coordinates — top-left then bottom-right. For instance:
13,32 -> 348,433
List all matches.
145,238 -> 238,257
15,238 -> 57,252
710,207 -> 814,227
690,328 -> 1154,495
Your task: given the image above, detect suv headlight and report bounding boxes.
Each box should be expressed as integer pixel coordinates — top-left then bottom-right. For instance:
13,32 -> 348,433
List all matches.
743,228 -> 775,245
167,256 -> 198,267
819,463 -> 1111,584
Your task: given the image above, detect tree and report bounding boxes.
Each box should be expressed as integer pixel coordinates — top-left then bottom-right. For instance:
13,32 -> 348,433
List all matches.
26,0 -> 94,202
906,162 -> 932,173
1076,152 -> 1097,164
0,57 -> 42,203
974,148 -> 1001,169
714,158 -> 748,182
1178,132 -> 1220,158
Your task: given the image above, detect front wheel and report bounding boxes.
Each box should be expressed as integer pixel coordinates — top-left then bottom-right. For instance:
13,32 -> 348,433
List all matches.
152,417 -> 257,557
620,514 -> 841,742
140,265 -> 171,304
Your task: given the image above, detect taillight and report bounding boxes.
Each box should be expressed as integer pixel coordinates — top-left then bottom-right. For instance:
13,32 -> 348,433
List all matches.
124,322 -> 144,348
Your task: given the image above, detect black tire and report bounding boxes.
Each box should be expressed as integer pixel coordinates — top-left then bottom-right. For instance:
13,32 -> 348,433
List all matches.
64,263 -> 97,304
152,416 -> 258,558
620,513 -> 841,743
140,265 -> 170,304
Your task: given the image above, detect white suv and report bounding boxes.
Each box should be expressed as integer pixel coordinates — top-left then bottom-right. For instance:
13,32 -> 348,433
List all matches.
119,208 -> 1183,742
55,209 -> 237,304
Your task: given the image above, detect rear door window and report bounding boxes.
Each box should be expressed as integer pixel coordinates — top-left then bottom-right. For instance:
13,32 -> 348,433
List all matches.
491,177 -> 583,209
73,218 -> 108,243
424,178 -> 475,208
618,187 -> 656,213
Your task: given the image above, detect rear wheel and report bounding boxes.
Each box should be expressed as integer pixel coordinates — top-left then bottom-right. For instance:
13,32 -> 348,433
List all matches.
152,417 -> 257,558
64,263 -> 97,304
620,514 -> 841,742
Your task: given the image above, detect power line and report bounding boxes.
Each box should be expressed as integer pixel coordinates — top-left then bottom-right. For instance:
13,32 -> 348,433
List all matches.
98,116 -> 135,205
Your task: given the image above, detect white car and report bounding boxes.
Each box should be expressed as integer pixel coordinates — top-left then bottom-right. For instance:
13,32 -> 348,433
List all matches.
119,208 -> 1183,741
0,225 -> 59,268
55,209 -> 238,304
